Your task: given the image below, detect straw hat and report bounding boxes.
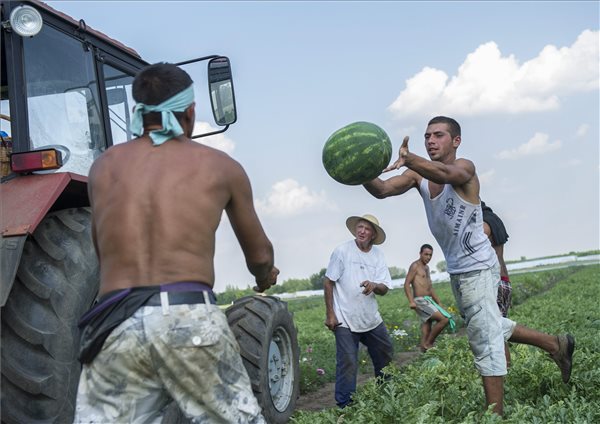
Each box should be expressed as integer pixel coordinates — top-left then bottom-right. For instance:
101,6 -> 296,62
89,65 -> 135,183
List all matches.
346,214 -> 386,245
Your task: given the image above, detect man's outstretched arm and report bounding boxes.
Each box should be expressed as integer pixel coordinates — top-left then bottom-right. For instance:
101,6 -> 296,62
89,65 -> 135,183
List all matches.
364,169 -> 419,199
226,160 -> 278,291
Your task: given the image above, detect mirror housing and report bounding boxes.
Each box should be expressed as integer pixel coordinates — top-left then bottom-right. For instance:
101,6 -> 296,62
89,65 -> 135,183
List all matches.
176,55 -> 237,140
208,56 -> 237,126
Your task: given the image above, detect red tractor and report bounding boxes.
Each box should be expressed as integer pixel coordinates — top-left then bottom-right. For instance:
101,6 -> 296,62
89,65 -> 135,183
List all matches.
0,2 -> 299,422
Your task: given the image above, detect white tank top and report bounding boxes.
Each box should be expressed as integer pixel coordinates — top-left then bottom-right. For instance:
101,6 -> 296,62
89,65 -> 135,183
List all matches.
419,179 -> 497,274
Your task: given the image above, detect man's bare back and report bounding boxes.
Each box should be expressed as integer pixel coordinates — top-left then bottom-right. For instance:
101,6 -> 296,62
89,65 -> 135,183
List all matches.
89,136 -> 274,295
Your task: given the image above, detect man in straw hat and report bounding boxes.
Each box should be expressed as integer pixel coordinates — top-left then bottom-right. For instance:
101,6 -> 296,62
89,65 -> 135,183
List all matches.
323,214 -> 394,408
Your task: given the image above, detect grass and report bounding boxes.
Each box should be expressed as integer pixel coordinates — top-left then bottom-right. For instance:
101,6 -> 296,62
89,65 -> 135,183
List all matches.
289,265 -> 600,422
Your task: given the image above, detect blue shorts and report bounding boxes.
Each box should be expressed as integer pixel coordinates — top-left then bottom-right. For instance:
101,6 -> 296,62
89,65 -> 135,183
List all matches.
450,264 -> 516,376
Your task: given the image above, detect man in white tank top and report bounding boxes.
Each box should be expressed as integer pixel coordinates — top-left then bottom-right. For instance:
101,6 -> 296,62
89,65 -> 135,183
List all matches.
363,116 -> 574,417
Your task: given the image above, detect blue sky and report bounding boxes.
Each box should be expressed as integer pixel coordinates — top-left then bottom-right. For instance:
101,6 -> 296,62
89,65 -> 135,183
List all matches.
48,1 -> 599,292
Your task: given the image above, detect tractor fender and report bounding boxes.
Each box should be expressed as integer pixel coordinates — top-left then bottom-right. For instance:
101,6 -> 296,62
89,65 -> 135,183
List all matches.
0,172 -> 89,306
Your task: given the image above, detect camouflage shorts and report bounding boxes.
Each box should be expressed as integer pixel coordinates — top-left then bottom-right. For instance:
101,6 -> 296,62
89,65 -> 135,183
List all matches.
74,301 -> 265,423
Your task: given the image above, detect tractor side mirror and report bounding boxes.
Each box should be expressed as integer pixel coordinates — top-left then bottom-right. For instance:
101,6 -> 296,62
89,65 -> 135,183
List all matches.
208,57 -> 236,126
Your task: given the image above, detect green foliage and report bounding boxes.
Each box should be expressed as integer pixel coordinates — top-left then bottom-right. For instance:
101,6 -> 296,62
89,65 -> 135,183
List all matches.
310,268 -> 327,290
389,266 -> 407,279
436,260 -> 447,272
216,274 -> 317,304
290,282 -> 461,394
216,284 -> 254,305
268,278 -> 312,294
291,265 -> 600,423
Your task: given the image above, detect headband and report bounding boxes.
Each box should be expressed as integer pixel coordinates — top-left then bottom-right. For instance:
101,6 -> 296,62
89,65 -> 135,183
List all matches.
131,84 -> 194,146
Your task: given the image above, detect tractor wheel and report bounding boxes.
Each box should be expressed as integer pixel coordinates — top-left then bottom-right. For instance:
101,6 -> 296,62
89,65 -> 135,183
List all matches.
226,295 -> 300,423
1,208 -> 99,424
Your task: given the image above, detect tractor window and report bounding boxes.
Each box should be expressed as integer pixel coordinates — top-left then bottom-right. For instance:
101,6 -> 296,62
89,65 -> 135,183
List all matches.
22,24 -> 106,176
1,34 -> 10,136
103,64 -> 135,145
1,35 -> 11,177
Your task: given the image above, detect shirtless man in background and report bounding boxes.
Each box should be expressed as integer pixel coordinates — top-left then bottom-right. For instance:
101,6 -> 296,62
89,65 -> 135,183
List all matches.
404,244 -> 450,351
74,63 -> 276,423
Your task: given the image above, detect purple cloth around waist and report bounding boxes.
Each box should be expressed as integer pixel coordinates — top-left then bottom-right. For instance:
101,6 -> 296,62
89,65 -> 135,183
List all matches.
161,281 -> 212,292
80,281 -> 212,327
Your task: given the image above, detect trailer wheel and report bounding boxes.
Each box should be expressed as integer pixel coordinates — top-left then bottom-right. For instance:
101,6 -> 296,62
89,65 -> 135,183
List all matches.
1,208 -> 99,424
226,295 -> 300,423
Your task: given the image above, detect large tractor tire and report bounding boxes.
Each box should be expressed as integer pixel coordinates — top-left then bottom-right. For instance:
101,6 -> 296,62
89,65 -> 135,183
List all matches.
226,295 -> 300,423
1,208 -> 99,424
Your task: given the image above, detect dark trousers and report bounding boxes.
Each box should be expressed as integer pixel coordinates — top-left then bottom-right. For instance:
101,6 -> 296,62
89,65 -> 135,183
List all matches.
334,322 -> 394,407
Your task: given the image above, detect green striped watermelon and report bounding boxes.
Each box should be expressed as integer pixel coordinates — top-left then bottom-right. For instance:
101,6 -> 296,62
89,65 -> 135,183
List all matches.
322,121 -> 392,185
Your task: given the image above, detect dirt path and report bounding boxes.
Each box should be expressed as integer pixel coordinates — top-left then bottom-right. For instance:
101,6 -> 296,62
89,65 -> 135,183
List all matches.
294,350 -> 422,412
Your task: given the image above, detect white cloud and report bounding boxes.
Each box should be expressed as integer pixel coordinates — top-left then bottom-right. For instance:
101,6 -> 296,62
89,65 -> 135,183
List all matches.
576,124 -> 590,137
192,121 -> 235,154
389,29 -> 599,118
255,179 -> 331,217
496,132 -> 562,159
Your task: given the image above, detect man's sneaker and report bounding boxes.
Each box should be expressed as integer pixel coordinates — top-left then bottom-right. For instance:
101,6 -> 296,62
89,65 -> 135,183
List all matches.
550,334 -> 575,383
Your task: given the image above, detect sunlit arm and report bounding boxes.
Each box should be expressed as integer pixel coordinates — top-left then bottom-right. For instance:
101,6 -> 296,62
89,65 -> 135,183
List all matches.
374,282 -> 389,295
363,170 -> 419,199
404,153 -> 475,186
323,277 -> 340,330
323,277 -> 336,317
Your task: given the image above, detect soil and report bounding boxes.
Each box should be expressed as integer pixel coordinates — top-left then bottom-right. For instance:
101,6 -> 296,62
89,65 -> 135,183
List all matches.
294,350 -> 422,412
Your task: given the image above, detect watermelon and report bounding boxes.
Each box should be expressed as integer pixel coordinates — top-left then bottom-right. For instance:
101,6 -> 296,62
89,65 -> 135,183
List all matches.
322,121 -> 392,185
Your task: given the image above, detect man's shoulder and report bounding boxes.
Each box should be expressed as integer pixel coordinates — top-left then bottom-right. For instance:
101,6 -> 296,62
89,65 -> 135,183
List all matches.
454,157 -> 475,167
409,260 -> 422,270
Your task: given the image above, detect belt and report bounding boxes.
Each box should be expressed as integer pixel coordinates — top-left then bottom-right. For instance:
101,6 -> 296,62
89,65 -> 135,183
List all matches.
144,291 -> 216,306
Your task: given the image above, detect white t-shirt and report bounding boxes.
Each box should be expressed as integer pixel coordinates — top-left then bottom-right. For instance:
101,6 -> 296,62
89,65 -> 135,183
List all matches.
325,240 -> 391,332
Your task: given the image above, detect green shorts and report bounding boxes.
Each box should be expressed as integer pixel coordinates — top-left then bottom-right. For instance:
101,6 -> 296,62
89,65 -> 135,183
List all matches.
74,302 -> 264,423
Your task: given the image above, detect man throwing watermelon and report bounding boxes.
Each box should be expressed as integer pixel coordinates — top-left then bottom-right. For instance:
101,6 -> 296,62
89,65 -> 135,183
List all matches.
363,116 -> 574,417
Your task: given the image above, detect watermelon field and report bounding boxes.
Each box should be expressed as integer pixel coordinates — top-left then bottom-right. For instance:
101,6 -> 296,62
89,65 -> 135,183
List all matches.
288,264 -> 600,423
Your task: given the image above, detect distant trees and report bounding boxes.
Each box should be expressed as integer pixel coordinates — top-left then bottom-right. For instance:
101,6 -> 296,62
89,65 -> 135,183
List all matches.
389,266 -> 407,280
216,269 -> 326,304
309,268 -> 327,290
216,264 -> 413,305
436,260 -> 447,273
269,278 -> 312,294
217,284 -> 255,305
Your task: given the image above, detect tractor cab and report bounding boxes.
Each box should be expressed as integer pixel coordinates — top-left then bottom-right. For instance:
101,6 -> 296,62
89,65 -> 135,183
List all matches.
1,0 -> 236,179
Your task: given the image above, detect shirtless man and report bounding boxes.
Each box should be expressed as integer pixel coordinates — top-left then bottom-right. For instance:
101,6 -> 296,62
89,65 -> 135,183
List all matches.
74,63 -> 277,423
363,116 -> 574,416
404,244 -> 450,351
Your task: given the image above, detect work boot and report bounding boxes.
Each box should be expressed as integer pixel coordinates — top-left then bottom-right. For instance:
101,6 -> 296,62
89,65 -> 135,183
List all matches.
550,334 -> 575,383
